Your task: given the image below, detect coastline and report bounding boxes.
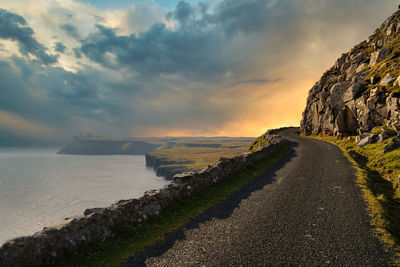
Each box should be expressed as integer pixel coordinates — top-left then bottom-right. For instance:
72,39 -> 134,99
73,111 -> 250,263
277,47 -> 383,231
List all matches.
0,134 -> 284,266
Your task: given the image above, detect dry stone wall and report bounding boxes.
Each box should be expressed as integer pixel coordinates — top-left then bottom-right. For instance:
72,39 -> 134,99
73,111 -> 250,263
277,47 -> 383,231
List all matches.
0,135 -> 284,266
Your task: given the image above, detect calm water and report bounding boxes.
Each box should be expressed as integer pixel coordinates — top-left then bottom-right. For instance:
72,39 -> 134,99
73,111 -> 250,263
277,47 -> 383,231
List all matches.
0,148 -> 167,245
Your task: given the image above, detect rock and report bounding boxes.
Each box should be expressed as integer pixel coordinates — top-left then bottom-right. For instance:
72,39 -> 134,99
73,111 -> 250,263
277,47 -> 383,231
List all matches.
330,81 -> 351,106
369,47 -> 392,66
301,11 -> 400,136
356,133 -> 373,143
335,53 -> 348,70
335,106 -> 359,135
383,135 -> 400,153
378,128 -> 397,142
84,208 -> 104,216
343,82 -> 364,102
393,122 -> 400,133
386,22 -> 396,36
357,133 -> 378,148
370,75 -> 380,84
379,73 -> 396,86
395,75 -> 400,87
356,63 -> 367,73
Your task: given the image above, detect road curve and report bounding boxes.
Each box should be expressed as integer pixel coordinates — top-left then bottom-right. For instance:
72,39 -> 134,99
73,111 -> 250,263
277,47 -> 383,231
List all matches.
124,128 -> 392,266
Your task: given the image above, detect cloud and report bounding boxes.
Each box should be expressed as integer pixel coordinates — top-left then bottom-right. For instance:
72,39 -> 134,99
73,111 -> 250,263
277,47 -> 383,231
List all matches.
60,23 -> 81,39
0,0 -> 398,145
54,42 -> 67,53
79,22 -> 230,81
0,9 -> 58,65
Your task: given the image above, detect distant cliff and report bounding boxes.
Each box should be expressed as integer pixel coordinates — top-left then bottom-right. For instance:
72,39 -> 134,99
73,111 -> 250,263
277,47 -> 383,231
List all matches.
58,138 -> 160,155
301,11 -> 400,136
145,153 -> 192,180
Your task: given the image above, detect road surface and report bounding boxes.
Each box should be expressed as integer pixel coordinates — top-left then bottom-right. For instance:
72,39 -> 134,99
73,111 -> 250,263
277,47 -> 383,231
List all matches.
124,128 -> 392,266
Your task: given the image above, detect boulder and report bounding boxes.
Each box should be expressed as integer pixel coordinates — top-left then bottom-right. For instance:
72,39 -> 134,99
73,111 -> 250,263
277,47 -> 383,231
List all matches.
369,47 -> 392,66
335,106 -> 359,135
383,135 -> 400,153
380,73 -> 396,86
356,133 -> 373,143
343,82 -> 364,102
357,133 -> 378,148
378,128 -> 397,142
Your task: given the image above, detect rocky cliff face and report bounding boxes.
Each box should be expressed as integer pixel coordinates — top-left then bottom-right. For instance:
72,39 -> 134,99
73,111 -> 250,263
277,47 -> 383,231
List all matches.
301,11 -> 400,136
145,154 -> 192,179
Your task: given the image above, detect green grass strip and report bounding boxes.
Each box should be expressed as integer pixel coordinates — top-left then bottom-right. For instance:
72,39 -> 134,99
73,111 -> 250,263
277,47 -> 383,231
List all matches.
57,142 -> 288,267
309,135 -> 400,265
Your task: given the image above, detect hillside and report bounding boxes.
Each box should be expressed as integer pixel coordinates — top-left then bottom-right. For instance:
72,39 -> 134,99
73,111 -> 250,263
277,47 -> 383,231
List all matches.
301,11 -> 400,136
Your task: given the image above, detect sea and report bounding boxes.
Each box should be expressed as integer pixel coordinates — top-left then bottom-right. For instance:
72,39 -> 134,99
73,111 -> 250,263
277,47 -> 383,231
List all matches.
0,148 -> 168,245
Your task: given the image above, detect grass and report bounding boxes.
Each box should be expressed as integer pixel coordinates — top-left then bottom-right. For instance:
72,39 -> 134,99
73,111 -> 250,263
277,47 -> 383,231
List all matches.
249,133 -> 270,152
309,135 -> 400,264
148,139 -> 252,171
365,34 -> 400,95
57,142 -> 288,267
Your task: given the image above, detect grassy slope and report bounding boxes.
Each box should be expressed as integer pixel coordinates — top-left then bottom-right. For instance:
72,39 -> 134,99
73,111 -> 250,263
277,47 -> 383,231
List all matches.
365,34 -> 400,95
249,133 -> 270,152
148,139 -> 252,171
57,142 -> 288,267
309,135 -> 400,264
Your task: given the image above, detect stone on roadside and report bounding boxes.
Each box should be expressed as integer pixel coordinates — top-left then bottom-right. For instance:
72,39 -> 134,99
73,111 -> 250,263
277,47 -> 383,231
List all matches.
356,133 -> 373,143
357,133 -> 377,148
383,135 -> 400,153
378,128 -> 397,142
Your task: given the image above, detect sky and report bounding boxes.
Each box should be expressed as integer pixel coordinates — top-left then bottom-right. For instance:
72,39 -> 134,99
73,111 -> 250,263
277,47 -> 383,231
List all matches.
0,0 -> 397,146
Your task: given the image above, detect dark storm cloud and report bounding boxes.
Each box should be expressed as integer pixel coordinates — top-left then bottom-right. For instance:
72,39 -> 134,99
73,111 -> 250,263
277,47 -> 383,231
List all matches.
167,1 -> 197,24
76,0 -> 304,82
54,42 -> 67,53
0,9 -> 58,65
80,22 -> 228,81
0,56 -> 126,138
72,47 -> 82,58
60,23 -> 81,39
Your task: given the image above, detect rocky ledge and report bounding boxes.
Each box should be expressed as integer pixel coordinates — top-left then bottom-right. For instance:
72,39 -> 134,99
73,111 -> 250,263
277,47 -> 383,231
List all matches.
0,133 -> 284,266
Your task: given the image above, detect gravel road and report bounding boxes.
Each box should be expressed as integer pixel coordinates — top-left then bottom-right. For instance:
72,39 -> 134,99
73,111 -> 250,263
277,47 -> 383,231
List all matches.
124,128 -> 392,266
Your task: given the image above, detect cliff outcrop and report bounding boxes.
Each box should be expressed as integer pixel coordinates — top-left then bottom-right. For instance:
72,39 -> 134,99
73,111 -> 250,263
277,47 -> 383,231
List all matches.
145,154 -> 192,179
301,11 -> 400,136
